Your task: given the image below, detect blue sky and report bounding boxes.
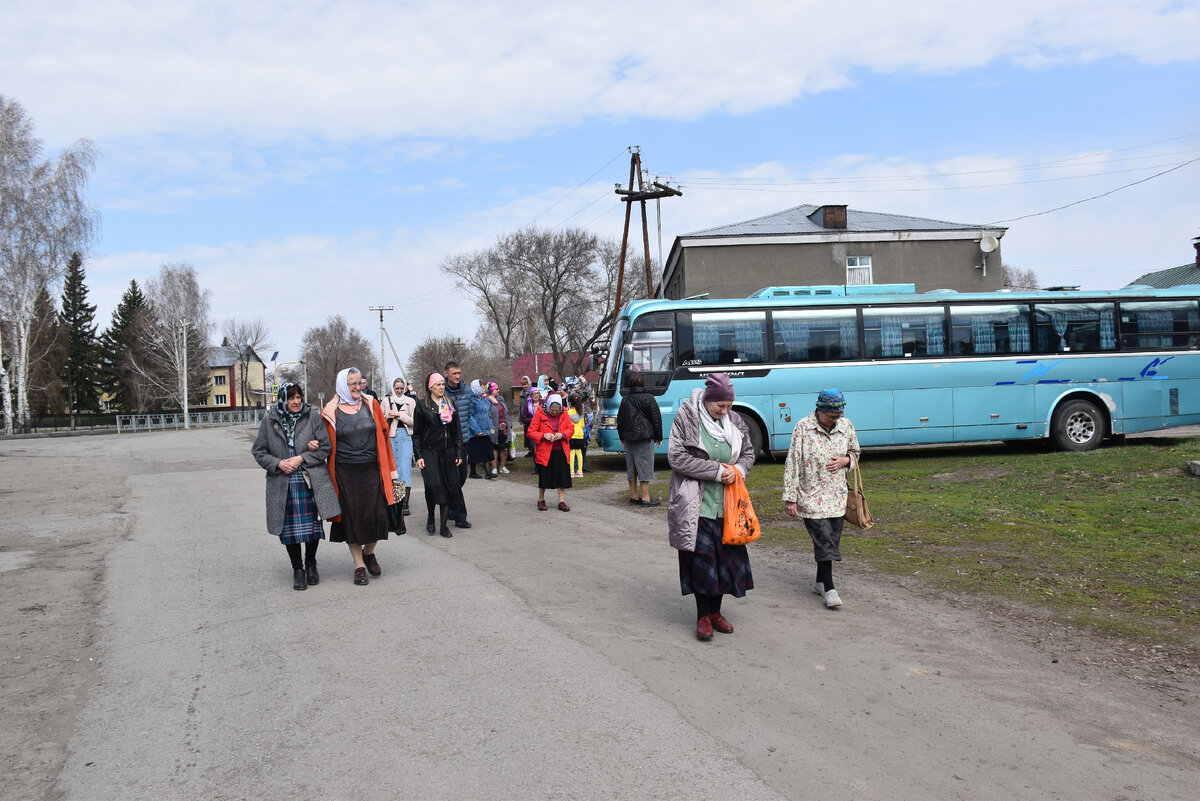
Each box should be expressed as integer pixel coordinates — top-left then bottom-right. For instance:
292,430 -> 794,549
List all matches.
3,1 -> 1198,380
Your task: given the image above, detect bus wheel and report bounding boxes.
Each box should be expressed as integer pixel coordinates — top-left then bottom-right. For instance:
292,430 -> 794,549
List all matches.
746,417 -> 768,459
1051,399 -> 1104,451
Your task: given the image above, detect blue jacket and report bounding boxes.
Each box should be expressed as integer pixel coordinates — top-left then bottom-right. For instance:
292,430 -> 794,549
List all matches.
467,393 -> 492,438
444,380 -> 473,457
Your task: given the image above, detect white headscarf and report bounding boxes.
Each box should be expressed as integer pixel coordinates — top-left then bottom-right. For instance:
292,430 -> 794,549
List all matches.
470,378 -> 483,397
697,395 -> 731,443
335,368 -> 362,407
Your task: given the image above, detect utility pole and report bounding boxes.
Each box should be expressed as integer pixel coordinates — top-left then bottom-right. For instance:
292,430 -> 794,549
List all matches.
612,147 -> 681,339
369,306 -> 393,389
180,319 -> 189,429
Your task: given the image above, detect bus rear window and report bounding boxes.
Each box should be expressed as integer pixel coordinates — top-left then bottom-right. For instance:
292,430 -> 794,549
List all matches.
1118,300 -> 1200,350
677,311 -> 768,365
771,309 -> 860,361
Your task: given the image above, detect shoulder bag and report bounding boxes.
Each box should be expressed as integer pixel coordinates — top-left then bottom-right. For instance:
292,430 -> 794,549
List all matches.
844,461 -> 875,530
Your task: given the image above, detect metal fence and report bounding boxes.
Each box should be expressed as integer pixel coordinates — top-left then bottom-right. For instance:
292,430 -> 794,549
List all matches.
116,409 -> 264,433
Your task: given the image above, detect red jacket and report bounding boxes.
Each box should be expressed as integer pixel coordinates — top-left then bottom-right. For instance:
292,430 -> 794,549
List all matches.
526,405 -> 571,467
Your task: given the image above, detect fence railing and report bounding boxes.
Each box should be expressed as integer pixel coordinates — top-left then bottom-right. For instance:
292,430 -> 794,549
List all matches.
116,409 -> 264,433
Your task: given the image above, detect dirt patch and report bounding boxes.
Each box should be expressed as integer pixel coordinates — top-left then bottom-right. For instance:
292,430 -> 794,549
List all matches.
930,466 -> 1014,483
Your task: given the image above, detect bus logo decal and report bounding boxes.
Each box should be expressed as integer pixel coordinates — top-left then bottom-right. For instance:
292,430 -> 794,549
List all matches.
1022,360 -> 1063,381
1140,357 -> 1173,380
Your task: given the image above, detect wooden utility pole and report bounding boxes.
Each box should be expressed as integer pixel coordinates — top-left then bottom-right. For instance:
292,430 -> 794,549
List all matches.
612,147 -> 681,337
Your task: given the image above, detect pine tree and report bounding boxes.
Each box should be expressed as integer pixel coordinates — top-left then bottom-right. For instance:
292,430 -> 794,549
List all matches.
58,252 -> 99,420
97,279 -> 147,412
27,286 -> 65,417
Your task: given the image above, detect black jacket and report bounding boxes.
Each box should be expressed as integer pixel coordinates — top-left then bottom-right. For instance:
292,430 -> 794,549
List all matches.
616,389 -> 662,443
412,398 -> 463,455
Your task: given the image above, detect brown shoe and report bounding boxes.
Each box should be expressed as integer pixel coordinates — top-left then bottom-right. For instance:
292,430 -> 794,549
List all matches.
710,612 -> 734,634
558,501 -> 571,512
363,552 -> 381,577
537,500 -> 548,511
353,567 -> 369,586
696,615 -> 713,640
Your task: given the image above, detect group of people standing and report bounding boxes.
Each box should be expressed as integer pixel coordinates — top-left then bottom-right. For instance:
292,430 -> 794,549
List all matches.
253,363 -> 862,645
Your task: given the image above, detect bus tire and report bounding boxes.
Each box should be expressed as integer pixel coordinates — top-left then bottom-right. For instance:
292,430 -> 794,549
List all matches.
745,416 -> 768,459
1050,398 -> 1105,452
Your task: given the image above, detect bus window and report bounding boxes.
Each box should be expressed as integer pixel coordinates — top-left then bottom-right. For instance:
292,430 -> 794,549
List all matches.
677,311 -> 767,365
1033,303 -> 1117,353
949,304 -> 1033,356
770,308 -> 859,361
621,328 -> 674,394
862,307 -> 945,359
1118,300 -> 1200,350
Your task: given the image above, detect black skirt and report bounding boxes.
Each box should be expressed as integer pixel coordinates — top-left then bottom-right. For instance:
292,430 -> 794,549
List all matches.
420,447 -> 465,507
329,461 -> 389,545
538,447 -> 573,490
467,434 -> 494,465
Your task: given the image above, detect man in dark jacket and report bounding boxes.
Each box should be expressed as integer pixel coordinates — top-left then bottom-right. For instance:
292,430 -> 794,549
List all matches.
443,361 -> 473,529
616,370 -> 662,507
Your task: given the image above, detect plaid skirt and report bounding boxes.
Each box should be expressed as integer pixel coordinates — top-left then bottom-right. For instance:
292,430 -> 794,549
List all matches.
279,468 -> 326,545
678,517 -> 754,598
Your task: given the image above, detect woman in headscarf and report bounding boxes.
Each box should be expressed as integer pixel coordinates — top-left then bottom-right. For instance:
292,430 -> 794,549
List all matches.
521,385 -> 542,473
527,392 -> 573,511
320,367 -> 398,586
782,388 -> 861,610
486,381 -> 511,475
466,378 -> 496,479
666,373 -> 757,640
251,383 -> 341,590
413,372 -> 465,537
384,376 -> 416,527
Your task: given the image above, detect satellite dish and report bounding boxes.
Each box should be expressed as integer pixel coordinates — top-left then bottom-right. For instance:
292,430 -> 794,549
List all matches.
980,235 -> 999,254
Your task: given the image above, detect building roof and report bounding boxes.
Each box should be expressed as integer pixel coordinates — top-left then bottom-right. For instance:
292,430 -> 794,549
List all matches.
207,345 -> 266,368
683,204 -> 995,239
1128,262 -> 1200,289
509,352 -> 598,388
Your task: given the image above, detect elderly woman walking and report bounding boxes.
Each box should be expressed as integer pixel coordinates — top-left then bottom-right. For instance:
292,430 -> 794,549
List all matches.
667,373 -> 757,641
782,388 -> 861,609
527,392 -> 573,511
252,383 -> 341,591
321,368 -> 398,586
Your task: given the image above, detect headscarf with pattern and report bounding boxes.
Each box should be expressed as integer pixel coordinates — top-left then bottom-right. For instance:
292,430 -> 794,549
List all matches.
276,383 -> 307,448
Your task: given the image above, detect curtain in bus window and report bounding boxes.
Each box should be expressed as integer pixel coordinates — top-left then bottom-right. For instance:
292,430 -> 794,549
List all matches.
971,316 -> 996,354
776,319 -> 809,360
1119,302 -> 1200,349
925,315 -> 945,356
880,316 -> 903,357
1034,303 -> 1117,352
840,318 -> 859,359
1099,308 -> 1116,350
694,323 -> 720,363
734,320 -> 765,362
1010,314 -> 1031,352
1137,310 -> 1173,348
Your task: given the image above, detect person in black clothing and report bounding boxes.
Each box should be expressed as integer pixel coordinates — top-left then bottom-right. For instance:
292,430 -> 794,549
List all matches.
616,370 -> 663,507
442,361 -> 473,529
413,372 -> 465,537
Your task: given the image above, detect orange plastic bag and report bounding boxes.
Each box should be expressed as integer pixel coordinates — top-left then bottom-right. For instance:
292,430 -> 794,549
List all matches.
722,469 -> 761,546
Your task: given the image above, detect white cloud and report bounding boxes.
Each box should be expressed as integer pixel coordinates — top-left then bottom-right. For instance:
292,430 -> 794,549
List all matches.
4,1 -> 1196,145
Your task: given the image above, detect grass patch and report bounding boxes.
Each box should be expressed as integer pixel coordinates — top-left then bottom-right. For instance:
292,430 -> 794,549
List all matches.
743,436 -> 1200,648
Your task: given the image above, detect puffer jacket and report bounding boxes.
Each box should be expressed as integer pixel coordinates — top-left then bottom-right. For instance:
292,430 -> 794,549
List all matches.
444,380 -> 473,457
616,389 -> 662,443
666,388 -> 755,552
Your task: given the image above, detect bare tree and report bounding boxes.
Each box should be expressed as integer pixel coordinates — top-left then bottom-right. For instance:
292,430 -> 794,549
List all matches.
127,263 -> 212,419
440,249 -> 528,361
1002,264 -> 1040,291
406,333 -> 469,392
299,315 -> 379,404
221,316 -> 273,411
0,95 -> 97,434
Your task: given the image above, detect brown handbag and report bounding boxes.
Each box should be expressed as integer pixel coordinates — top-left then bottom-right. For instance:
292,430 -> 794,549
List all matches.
844,461 -> 875,530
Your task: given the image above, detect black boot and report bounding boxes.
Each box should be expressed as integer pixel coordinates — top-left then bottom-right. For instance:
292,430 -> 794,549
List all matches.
305,558 -> 319,585
398,511 -> 406,535
402,487 -> 411,516
426,516 -> 436,534
293,568 -> 307,591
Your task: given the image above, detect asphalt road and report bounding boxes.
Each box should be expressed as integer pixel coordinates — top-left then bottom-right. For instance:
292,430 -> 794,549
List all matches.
2,427 -> 1197,801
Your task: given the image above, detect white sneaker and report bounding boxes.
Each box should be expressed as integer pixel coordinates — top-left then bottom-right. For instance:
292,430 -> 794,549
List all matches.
823,589 -> 843,609
499,466 -> 509,474
491,469 -> 498,476
812,581 -> 825,596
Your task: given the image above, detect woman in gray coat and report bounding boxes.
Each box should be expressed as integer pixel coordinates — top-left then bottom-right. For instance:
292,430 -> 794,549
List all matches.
251,383 -> 341,591
667,373 -> 757,641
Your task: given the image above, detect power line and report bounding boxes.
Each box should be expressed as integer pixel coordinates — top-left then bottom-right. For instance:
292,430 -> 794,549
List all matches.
530,149 -> 628,224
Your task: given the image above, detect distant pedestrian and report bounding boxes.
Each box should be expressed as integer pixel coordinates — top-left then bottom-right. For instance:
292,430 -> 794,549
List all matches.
384,376 -> 415,523
487,382 -> 511,474
568,395 -> 586,478
466,379 -> 495,479
413,372 -> 465,538
251,383 -> 341,591
617,370 -> 662,507
320,368 -> 398,586
667,373 -> 756,640
528,392 -> 573,511
442,361 -> 473,529
522,385 -> 542,472
782,388 -> 861,610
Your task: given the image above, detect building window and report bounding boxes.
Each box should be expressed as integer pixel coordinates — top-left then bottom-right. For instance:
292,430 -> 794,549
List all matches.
215,394 -> 228,405
846,256 -> 872,285
213,374 -> 227,385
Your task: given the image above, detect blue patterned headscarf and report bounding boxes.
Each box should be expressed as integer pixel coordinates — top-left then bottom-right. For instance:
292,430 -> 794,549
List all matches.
815,388 -> 846,411
276,383 -> 307,447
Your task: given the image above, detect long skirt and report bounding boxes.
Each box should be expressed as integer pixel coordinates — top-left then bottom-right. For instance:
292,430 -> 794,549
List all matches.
279,468 -> 325,545
678,517 -> 754,598
420,447 -> 464,508
329,461 -> 389,545
391,429 -> 413,485
804,516 -> 844,562
537,447 -> 572,490
467,434 -> 494,465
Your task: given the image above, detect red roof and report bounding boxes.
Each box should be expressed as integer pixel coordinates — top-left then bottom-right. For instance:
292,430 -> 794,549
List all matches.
508,352 -> 598,388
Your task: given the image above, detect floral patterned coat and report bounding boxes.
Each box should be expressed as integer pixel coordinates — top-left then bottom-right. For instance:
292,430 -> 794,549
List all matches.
781,412 -> 860,518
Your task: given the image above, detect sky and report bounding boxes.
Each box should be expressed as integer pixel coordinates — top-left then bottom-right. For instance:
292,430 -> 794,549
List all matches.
3,0 -> 1199,382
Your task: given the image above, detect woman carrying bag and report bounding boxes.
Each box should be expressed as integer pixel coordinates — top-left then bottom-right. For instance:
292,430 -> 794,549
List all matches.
781,388 -> 861,609
666,373 -> 757,641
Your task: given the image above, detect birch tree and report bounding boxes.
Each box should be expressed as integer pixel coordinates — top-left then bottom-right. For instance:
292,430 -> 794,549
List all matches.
0,95 -> 97,434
